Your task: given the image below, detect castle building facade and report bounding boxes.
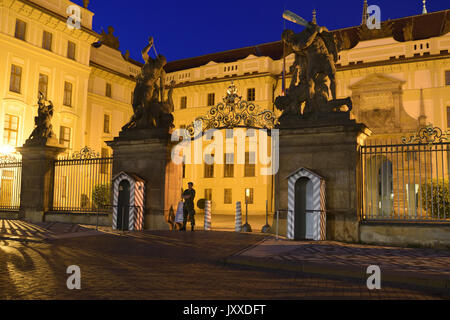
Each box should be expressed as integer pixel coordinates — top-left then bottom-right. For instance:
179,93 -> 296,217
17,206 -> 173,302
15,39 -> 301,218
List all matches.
1,0 -> 449,218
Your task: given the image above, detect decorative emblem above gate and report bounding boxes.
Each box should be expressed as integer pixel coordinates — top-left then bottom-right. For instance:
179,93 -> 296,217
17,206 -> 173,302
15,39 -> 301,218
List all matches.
186,82 -> 278,137
401,125 -> 450,145
0,152 -> 21,164
68,146 -> 100,159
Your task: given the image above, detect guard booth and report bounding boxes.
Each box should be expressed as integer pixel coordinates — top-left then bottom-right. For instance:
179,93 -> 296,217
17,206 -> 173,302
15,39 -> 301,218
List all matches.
286,168 -> 326,241
112,172 -> 145,231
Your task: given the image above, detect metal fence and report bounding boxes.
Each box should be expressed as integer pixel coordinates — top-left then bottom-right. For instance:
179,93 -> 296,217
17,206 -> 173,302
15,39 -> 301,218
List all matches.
0,154 -> 22,211
52,147 -> 113,213
360,126 -> 450,222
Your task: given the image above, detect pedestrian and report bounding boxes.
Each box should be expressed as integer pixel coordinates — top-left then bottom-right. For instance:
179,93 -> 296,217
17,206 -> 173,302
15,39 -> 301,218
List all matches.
181,182 -> 196,231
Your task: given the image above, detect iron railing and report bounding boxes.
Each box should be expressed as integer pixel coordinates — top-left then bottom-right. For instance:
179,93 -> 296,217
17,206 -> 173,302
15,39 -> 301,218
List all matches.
360,127 -> 450,222
0,154 -> 22,212
52,147 -> 113,213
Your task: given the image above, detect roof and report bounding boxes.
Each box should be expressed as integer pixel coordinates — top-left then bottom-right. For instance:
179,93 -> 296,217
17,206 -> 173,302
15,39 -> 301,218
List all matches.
113,171 -> 145,183
164,9 -> 450,73
285,167 -> 325,180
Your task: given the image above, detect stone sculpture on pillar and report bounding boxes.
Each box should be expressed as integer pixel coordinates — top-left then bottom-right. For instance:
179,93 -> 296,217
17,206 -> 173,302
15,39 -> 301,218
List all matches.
121,37 -> 175,135
27,92 -> 59,146
275,20 -> 352,123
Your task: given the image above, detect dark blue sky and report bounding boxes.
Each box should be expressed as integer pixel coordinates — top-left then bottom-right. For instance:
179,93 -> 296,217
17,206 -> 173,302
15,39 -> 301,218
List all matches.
73,0 -> 448,62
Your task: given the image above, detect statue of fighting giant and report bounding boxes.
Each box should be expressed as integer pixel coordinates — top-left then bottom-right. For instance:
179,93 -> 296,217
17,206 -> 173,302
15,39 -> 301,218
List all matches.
122,37 -> 175,131
275,11 -> 352,119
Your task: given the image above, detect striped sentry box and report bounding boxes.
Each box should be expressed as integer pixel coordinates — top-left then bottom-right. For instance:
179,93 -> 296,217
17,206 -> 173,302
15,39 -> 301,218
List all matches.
235,201 -> 242,232
286,168 -> 326,241
112,172 -> 145,231
204,200 -> 212,231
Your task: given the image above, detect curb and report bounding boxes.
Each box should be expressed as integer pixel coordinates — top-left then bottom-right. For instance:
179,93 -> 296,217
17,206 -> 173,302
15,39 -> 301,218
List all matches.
225,255 -> 450,293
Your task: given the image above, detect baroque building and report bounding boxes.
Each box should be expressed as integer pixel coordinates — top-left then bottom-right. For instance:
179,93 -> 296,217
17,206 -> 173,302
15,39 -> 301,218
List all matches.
1,0 -> 449,222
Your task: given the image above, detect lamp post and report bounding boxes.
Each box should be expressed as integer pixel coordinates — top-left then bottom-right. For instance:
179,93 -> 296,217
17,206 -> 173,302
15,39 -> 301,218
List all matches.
261,200 -> 271,233
242,191 -> 252,232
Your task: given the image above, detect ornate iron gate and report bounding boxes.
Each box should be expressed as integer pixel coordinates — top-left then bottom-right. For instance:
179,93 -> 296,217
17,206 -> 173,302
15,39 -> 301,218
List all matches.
0,153 -> 22,212
361,126 -> 450,222
52,147 -> 113,213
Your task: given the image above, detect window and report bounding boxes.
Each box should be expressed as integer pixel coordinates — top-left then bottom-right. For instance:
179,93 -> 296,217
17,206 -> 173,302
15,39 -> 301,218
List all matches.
63,82 -> 73,107
59,126 -> 71,148
42,31 -> 52,51
247,88 -> 256,101
204,154 -> 214,178
207,93 -> 215,106
14,19 -> 26,41
447,107 -> 450,127
38,74 -> 48,99
224,189 -> 232,204
103,114 -> 111,134
9,65 -> 22,93
180,96 -> 187,109
244,152 -> 256,177
100,148 -> 110,174
3,114 -> 19,146
245,188 -> 254,204
205,189 -> 212,201
182,157 -> 186,179
226,129 -> 234,139
67,41 -> 76,60
106,83 -> 112,98
446,70 -> 450,86
224,153 -> 234,178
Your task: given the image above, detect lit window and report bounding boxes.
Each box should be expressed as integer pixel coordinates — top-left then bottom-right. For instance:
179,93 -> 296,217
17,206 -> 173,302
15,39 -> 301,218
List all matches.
204,154 -> 214,178
247,88 -> 256,101
244,152 -> 256,177
63,82 -> 73,107
59,126 -> 71,148
245,188 -> 254,204
67,41 -> 76,60
224,189 -> 232,204
3,114 -> 19,146
207,93 -> 215,106
42,31 -> 52,51
180,96 -> 187,109
106,83 -> 112,98
103,114 -> 110,134
14,19 -> 26,41
38,74 -> 48,99
224,153 -> 234,178
9,65 -> 22,93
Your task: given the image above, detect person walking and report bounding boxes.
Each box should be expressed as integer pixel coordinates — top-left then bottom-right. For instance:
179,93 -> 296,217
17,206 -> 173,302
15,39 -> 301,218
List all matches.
181,182 -> 196,231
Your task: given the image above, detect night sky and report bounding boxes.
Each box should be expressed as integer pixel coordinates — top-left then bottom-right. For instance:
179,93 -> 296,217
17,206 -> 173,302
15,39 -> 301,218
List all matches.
73,0 -> 448,63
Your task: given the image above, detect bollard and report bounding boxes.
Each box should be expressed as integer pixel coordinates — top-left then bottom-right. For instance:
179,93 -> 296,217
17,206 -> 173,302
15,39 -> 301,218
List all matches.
204,200 -> 212,231
235,201 -> 242,232
242,199 -> 252,232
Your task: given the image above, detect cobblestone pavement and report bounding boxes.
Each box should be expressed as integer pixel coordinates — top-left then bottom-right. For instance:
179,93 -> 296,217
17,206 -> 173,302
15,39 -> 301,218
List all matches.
0,230 -> 446,300
236,239 -> 450,277
0,219 -> 103,240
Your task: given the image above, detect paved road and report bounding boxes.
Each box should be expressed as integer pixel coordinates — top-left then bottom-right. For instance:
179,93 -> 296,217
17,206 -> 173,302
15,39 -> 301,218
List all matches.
0,231 -> 445,299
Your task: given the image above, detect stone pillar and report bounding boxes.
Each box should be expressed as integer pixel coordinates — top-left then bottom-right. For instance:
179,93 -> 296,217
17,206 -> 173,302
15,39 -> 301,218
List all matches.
107,129 -> 182,230
17,143 -> 65,223
275,119 -> 371,242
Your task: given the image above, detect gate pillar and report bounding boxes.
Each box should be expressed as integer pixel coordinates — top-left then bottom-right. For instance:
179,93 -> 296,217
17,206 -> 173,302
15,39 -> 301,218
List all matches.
107,128 -> 182,230
17,141 -> 65,223
275,119 -> 371,242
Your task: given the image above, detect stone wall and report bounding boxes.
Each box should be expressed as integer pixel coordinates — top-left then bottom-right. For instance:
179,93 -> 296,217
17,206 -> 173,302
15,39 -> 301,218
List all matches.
360,222 -> 450,248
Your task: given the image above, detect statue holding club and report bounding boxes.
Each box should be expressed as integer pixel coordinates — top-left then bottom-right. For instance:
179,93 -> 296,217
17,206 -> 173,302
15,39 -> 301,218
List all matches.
275,10 -> 352,120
